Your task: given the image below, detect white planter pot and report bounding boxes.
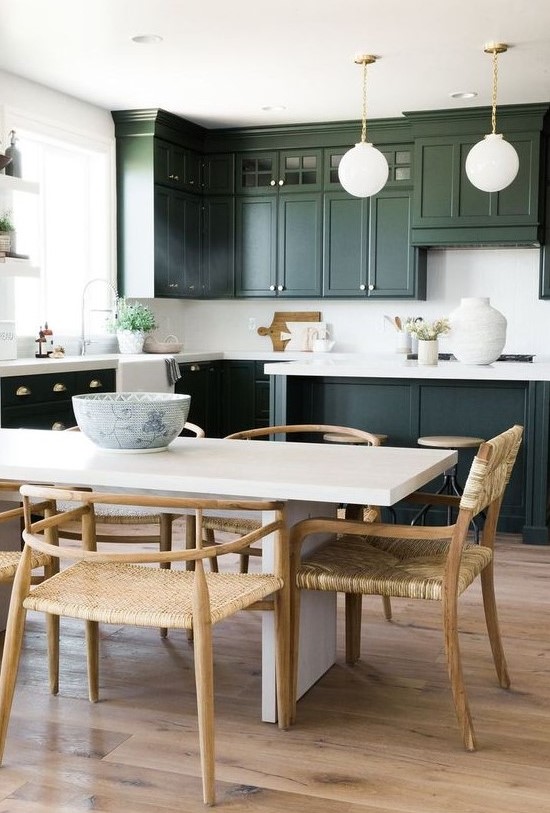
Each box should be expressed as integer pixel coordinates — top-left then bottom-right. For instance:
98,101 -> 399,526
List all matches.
117,329 -> 145,354
417,339 -> 439,366
449,297 -> 507,365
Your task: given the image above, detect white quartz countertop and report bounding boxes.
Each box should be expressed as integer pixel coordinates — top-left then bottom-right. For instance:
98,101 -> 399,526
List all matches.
3,350 -> 550,382
263,354 -> 550,382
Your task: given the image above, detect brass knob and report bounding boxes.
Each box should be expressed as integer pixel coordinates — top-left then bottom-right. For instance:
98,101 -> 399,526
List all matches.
52,383 -> 67,393
88,379 -> 103,389
190,364 -> 199,372
52,422 -> 66,431
16,386 -> 31,397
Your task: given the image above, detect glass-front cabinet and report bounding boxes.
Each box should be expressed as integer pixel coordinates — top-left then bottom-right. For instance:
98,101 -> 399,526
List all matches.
237,149 -> 323,193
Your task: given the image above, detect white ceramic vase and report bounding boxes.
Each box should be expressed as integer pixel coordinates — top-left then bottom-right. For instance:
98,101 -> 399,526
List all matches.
117,329 -> 145,354
417,339 -> 438,366
448,297 -> 506,365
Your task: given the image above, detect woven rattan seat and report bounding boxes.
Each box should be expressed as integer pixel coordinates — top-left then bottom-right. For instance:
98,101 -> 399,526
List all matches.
290,425 -> 523,752
0,486 -> 291,807
0,549 -> 50,579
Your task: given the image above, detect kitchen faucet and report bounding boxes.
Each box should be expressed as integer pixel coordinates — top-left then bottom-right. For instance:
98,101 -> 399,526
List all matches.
80,277 -> 119,355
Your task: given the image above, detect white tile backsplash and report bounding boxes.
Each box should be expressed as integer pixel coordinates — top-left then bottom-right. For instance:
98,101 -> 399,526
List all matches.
145,246 -> 547,357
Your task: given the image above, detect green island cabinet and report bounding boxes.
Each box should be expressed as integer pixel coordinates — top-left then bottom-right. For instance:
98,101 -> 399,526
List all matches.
271,372 -> 550,544
405,104 -> 550,246
112,110 -> 234,299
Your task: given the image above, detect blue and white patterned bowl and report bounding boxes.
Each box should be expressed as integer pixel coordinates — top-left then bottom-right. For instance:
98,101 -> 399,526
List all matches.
72,392 -> 191,452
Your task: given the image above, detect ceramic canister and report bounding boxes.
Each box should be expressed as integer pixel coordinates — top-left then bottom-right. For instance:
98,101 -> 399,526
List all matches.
448,297 -> 507,365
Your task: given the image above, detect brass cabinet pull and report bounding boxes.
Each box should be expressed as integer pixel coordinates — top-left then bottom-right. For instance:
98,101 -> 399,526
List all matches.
190,364 -> 200,372
16,386 -> 31,397
52,383 -> 67,393
88,379 -> 103,389
51,422 -> 66,431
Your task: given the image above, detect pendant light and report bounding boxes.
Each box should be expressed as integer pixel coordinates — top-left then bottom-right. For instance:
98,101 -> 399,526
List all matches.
338,54 -> 389,198
465,43 -> 519,193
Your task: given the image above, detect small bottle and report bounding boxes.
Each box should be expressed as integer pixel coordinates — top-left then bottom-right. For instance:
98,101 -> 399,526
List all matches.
5,131 -> 22,178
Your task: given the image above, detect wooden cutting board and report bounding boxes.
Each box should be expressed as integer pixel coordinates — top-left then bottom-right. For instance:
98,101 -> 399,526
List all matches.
257,311 -> 322,351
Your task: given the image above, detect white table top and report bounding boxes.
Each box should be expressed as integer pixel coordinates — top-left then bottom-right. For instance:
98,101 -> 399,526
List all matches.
0,429 -> 457,506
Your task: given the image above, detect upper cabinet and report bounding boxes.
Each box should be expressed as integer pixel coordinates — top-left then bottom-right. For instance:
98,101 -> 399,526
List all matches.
154,139 -> 201,192
405,104 -> 550,246
236,149 -> 323,194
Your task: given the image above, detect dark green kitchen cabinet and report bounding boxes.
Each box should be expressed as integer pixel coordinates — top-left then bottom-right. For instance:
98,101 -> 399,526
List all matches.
406,104 -> 550,246
220,361 -> 269,436
236,149 -> 323,194
154,187 -> 201,297
201,196 -> 235,297
176,361 -> 221,438
323,189 -> 426,298
202,153 -> 235,195
324,144 -> 413,190
154,138 -> 201,192
235,192 -> 322,297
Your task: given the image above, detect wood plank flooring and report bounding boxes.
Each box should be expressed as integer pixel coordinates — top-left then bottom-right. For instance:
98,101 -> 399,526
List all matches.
0,533 -> 548,812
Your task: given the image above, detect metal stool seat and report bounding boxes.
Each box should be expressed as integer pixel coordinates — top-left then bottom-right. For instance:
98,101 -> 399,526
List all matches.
412,435 -> 485,539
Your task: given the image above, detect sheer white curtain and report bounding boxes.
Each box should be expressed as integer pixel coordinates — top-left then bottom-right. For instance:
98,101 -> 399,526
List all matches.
9,120 -> 114,340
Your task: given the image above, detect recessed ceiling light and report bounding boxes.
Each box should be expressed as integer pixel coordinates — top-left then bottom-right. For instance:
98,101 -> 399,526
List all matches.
131,34 -> 163,45
261,105 -> 287,112
449,91 -> 478,100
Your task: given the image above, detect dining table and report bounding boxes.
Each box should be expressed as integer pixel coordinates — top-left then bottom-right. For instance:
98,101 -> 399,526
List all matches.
0,427 -> 456,722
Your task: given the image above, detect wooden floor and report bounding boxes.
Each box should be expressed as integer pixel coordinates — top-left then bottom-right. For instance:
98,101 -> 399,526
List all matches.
0,533 -> 548,812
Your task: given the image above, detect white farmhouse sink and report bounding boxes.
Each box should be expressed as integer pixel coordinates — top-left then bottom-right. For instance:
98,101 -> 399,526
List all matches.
116,356 -> 174,393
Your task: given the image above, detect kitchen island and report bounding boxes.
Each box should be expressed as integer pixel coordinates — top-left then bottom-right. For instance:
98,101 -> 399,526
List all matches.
264,355 -> 550,544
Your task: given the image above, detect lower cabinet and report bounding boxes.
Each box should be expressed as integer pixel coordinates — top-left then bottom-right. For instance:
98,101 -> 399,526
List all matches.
0,368 -> 116,431
280,374 -> 531,536
176,360 -> 269,438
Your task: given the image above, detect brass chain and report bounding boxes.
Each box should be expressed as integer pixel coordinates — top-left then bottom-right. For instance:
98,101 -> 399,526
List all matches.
491,47 -> 499,135
361,59 -> 368,143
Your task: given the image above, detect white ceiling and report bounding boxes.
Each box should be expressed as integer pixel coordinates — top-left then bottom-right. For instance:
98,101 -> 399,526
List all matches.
0,0 -> 549,130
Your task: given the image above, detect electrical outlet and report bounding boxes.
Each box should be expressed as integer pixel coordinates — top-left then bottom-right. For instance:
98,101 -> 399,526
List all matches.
248,317 -> 257,332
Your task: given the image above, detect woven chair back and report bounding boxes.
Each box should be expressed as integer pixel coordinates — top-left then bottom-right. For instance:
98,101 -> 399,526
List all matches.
459,424 -> 523,518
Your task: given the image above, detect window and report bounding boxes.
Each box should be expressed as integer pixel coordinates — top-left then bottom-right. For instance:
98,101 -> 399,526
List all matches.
9,121 -> 114,339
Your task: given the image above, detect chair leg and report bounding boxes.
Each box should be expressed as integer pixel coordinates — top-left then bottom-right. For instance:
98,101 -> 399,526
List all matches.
47,614 -> 60,695
239,553 -> 250,574
442,593 -> 476,751
192,613 -> 216,804
345,593 -> 362,665
159,514 -> 174,638
480,564 -> 510,688
274,583 -> 291,730
0,552 -> 31,763
382,595 -> 392,621
86,620 -> 99,703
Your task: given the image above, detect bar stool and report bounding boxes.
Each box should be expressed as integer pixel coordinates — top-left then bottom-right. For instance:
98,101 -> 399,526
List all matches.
411,434 -> 485,540
322,431 -> 395,522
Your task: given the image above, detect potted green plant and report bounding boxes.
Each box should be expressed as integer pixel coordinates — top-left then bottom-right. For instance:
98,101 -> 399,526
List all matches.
108,297 -> 157,354
406,317 -> 450,366
0,210 -> 14,253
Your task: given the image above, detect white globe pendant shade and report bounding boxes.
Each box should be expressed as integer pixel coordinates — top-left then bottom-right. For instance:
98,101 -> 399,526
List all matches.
465,133 -> 519,193
338,141 -> 389,198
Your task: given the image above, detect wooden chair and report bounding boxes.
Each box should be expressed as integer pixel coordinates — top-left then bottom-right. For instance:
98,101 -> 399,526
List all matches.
61,421 -> 205,638
289,424 -> 523,751
0,481 -> 52,584
200,424 -> 382,571
0,485 -> 291,807
197,424 -> 391,623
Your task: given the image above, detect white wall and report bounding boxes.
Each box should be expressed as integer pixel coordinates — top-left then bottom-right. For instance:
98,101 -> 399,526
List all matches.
148,246 -> 547,356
